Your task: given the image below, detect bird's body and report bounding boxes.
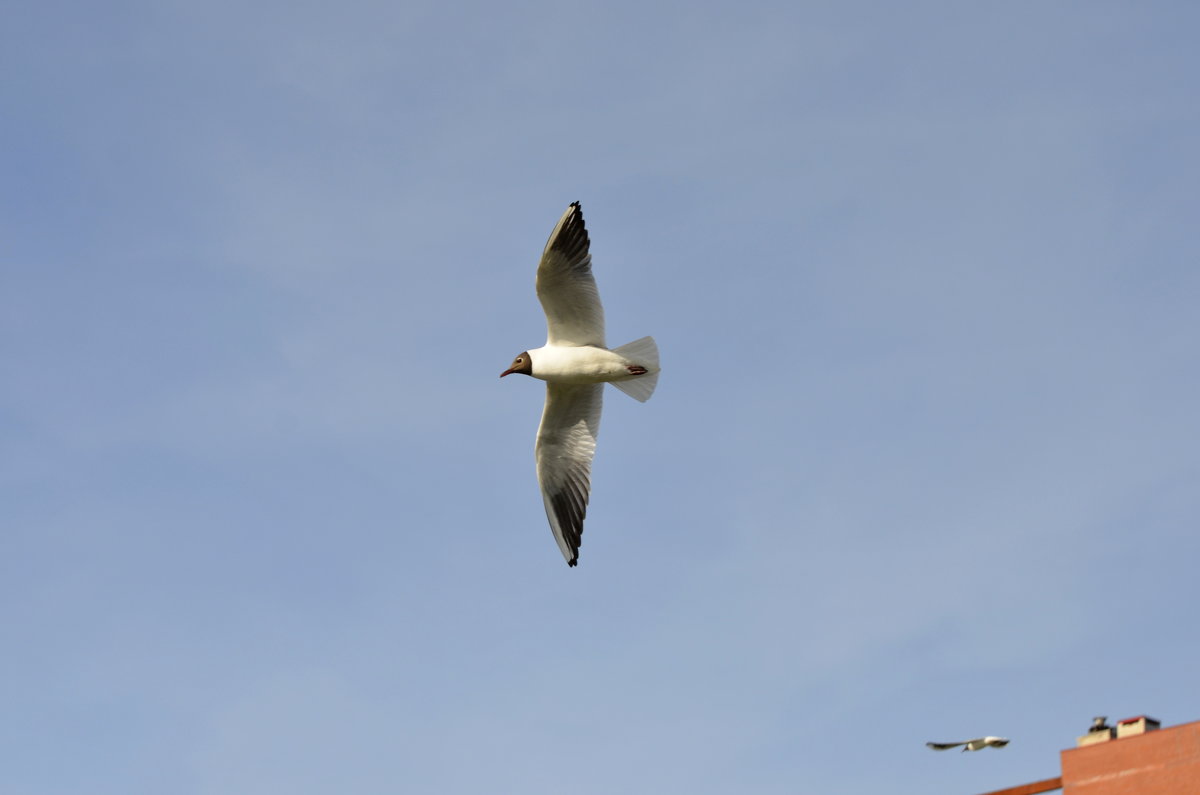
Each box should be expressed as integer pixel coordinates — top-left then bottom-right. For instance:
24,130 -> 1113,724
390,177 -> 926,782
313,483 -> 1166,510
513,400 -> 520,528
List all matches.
927,737 -> 1010,752
523,344 -> 647,384
501,202 -> 660,566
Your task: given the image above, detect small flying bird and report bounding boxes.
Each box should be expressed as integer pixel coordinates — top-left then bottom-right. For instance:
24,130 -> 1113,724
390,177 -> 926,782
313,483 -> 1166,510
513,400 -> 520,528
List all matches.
927,737 -> 1011,752
501,202 -> 660,567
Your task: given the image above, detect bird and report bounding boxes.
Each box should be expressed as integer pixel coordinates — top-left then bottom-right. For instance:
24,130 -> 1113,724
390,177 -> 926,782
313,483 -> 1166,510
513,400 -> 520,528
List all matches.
926,737 -> 1011,752
1088,716 -> 1112,733
501,202 -> 660,567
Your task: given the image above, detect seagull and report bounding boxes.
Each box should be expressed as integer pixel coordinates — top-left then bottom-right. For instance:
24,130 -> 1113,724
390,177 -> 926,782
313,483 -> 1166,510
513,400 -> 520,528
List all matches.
501,202 -> 660,567
926,737 -> 1010,752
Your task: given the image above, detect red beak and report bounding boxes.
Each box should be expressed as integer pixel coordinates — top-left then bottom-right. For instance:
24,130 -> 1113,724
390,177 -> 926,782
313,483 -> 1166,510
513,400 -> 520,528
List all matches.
499,368 -> 515,378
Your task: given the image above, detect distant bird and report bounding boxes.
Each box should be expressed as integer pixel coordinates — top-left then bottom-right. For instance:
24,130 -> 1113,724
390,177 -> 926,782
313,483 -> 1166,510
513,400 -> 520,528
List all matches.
501,202 -> 660,567
927,737 -> 1011,752
1089,716 -> 1112,733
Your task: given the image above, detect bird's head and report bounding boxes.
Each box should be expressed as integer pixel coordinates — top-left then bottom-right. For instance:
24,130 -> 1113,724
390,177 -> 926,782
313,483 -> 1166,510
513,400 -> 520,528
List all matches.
500,352 -> 533,378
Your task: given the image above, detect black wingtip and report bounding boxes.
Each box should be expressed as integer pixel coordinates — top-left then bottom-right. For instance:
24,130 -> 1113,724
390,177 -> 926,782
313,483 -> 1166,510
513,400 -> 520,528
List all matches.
568,557 -> 578,567
545,202 -> 590,264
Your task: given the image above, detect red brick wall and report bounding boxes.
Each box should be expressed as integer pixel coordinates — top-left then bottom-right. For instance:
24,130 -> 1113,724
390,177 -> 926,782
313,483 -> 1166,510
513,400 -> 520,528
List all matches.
976,776 -> 1062,795
1060,720 -> 1200,794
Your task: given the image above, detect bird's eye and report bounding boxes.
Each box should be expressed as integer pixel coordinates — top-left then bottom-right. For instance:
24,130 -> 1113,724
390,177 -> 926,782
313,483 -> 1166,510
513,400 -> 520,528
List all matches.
516,358 -> 523,364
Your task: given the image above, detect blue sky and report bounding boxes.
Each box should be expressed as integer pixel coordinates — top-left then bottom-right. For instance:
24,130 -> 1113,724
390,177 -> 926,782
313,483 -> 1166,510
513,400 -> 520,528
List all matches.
3,2 -> 1198,793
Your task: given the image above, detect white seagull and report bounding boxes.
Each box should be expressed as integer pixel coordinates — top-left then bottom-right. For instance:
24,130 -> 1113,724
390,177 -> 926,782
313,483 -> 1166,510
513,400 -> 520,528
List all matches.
501,202 -> 660,567
926,737 -> 1010,752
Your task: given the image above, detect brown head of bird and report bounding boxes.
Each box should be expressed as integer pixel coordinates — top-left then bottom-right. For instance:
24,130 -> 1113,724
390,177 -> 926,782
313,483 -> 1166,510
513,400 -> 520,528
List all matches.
500,352 -> 533,378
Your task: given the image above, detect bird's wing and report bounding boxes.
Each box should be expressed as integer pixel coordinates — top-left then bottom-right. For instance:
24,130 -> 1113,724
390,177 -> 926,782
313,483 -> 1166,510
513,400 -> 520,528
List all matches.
535,383 -> 603,566
926,741 -> 967,751
536,202 -> 605,347
988,738 -> 1010,748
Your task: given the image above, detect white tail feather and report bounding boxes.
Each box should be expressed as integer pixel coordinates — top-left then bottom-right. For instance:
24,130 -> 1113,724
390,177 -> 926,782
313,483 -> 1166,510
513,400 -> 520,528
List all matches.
610,336 -> 660,402
611,371 -> 658,402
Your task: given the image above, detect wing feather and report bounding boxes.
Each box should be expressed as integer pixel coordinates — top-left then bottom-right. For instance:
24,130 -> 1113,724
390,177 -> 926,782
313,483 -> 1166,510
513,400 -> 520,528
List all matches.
535,383 -> 603,566
536,202 -> 605,347
926,741 -> 967,751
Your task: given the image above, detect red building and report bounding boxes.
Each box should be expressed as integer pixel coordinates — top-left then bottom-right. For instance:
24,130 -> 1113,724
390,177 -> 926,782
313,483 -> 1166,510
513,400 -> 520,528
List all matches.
979,716 -> 1200,795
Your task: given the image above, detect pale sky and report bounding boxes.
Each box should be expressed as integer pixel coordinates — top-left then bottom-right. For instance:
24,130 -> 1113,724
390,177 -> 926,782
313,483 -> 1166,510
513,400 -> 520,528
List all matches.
4,2 -> 1199,793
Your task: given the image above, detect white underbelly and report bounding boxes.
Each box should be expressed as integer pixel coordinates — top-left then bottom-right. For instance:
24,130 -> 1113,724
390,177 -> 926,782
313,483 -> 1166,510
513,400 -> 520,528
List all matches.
532,345 -> 631,383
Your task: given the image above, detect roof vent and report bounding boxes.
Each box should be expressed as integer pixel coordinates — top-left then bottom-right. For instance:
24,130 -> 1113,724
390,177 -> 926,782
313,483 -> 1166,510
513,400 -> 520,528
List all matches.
1076,716 -> 1114,747
1116,716 -> 1161,738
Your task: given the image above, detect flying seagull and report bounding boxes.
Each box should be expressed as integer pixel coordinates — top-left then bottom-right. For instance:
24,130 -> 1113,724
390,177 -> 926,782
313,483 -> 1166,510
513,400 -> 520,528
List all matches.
926,737 -> 1010,752
501,202 -> 660,567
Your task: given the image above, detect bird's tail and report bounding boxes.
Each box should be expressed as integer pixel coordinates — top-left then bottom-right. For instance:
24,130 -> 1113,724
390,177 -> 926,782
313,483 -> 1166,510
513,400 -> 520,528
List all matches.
610,336 -> 660,403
